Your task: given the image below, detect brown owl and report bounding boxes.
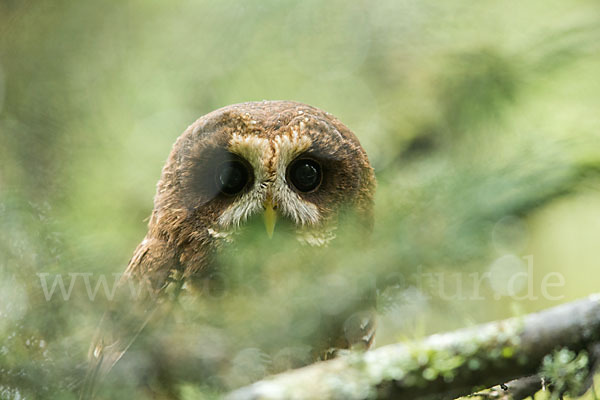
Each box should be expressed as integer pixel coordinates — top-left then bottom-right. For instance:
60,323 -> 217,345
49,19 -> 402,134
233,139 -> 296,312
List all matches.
82,101 -> 376,398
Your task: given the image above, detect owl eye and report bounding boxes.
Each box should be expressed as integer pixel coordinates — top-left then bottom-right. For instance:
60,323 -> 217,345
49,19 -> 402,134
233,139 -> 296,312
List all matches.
215,160 -> 250,195
287,158 -> 322,193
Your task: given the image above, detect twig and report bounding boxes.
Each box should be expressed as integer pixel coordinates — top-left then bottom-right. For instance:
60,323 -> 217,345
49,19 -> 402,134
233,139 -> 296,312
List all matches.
474,375 -> 542,399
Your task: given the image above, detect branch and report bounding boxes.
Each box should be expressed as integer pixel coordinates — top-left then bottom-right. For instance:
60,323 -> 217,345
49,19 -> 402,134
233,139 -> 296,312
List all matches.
474,375 -> 543,399
226,294 -> 600,400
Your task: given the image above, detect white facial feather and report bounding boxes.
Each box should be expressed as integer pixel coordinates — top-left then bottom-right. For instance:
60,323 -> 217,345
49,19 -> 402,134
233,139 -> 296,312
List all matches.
216,128 -> 321,233
216,134 -> 271,229
272,127 -> 320,226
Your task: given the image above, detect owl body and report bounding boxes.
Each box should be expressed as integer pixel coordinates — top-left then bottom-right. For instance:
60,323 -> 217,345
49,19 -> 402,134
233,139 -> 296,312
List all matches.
126,101 -> 375,291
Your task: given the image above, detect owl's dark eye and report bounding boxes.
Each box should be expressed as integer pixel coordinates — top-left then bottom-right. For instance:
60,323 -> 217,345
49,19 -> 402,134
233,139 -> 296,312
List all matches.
215,160 -> 250,195
287,158 -> 322,193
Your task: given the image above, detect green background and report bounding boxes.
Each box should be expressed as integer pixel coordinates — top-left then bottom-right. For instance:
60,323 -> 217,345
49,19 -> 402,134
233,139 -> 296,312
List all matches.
1,1 -> 600,398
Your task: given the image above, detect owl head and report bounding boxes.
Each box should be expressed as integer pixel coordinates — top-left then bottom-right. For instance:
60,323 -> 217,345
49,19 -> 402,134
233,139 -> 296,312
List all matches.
130,101 -> 375,284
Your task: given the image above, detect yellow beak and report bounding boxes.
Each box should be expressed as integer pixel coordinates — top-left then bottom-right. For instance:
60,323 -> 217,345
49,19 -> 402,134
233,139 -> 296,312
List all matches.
263,200 -> 277,238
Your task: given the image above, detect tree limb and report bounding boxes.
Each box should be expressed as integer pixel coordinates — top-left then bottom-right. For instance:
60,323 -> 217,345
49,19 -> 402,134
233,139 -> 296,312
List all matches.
227,294 -> 600,400
474,375 -> 543,399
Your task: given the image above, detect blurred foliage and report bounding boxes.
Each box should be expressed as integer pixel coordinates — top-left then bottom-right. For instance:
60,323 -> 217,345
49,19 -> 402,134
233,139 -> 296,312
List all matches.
541,348 -> 591,399
1,0 -> 600,398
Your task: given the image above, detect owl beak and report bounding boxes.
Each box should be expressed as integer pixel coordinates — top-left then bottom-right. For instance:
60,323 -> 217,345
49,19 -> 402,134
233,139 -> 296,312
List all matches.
263,200 -> 277,238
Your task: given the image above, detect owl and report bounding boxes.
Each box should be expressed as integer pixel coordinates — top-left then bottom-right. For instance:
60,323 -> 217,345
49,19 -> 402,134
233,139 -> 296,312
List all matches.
125,100 -> 375,288
82,101 -> 376,398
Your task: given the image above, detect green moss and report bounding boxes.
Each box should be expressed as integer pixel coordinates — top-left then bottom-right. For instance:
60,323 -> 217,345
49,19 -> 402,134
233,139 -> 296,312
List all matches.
359,318 -> 524,396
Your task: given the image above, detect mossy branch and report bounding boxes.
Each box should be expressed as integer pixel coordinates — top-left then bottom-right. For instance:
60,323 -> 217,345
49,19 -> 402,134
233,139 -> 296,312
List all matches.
226,294 -> 600,400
